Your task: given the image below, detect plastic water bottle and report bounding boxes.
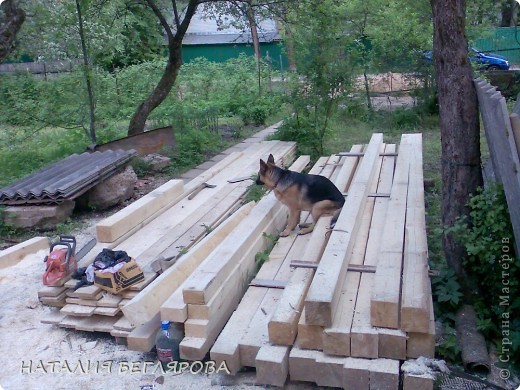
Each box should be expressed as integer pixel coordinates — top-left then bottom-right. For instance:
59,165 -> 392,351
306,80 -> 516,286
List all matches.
155,320 -> 183,369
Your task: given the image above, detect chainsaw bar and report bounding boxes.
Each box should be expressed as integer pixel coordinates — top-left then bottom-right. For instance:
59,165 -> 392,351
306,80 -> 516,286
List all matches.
75,238 -> 97,261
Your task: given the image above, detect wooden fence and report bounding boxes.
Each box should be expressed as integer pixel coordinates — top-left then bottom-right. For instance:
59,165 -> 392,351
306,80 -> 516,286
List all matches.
474,78 -> 520,254
0,60 -> 79,79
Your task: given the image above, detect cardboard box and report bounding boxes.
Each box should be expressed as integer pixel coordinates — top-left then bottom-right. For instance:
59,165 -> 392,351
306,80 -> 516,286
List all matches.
94,259 -> 144,294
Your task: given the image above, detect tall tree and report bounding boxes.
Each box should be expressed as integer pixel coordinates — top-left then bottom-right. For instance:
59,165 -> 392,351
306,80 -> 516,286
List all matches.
430,0 -> 483,283
75,0 -> 96,144
127,0 -> 198,136
0,0 -> 25,63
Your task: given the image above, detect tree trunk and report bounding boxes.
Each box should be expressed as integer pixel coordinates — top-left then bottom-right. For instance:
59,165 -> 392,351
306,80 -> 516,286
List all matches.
430,0 -> 483,281
0,0 -> 26,64
75,0 -> 96,144
500,0 -> 517,27
246,2 -> 262,96
128,0 -> 198,136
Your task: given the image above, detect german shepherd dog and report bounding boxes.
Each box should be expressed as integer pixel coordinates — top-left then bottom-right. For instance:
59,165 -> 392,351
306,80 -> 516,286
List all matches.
256,154 -> 345,236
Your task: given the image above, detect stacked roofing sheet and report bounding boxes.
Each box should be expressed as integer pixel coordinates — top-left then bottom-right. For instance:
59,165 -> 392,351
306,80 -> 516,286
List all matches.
0,149 -> 136,206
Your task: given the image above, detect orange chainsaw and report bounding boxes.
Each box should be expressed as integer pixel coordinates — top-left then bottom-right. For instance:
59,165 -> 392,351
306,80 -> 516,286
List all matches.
42,235 -> 96,286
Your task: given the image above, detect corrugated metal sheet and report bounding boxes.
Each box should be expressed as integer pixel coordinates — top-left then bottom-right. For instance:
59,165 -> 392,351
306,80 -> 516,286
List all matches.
0,149 -> 136,206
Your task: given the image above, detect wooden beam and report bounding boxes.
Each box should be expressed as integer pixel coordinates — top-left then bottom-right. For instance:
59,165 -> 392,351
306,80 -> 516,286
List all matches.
0,236 -> 49,269
126,313 -> 161,352
323,144 -> 383,357
210,228 -> 298,374
305,133 -> 383,327
96,180 -> 184,243
267,153 -> 348,346
400,134 -> 431,333
407,293 -> 435,359
371,134 -> 413,329
123,201 -> 255,325
351,145 -> 395,359
369,359 -> 400,390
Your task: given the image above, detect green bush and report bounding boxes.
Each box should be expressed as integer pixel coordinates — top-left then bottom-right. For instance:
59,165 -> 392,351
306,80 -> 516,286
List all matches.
448,183 -> 519,364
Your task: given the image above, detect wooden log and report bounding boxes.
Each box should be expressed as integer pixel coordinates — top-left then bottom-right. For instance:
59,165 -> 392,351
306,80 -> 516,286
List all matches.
96,179 -> 184,243
315,353 -> 347,388
182,225 -> 285,339
371,134 -> 413,329
253,231 -> 318,385
0,236 -> 49,269
350,147 -> 390,358
401,134 -> 431,333
123,201 -> 255,325
305,133 -> 383,327
152,181 -> 251,271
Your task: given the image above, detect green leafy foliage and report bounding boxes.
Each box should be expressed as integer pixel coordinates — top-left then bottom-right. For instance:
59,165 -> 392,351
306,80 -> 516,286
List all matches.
448,183 -> 519,364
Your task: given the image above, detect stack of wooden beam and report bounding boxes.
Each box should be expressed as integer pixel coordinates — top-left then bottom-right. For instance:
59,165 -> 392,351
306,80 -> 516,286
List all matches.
38,140 -> 297,345
211,133 -> 435,390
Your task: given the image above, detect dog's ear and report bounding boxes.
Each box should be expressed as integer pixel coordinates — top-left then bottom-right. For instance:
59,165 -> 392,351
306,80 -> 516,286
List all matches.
259,159 -> 268,174
267,154 -> 275,164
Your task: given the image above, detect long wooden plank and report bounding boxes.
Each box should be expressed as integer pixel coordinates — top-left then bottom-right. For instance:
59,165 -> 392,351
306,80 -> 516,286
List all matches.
323,145 -> 380,356
209,223 -> 300,374
181,155 -> 310,305
252,234 -> 313,386
122,201 -> 255,325
348,145 -> 389,358
268,150 -> 360,346
400,135 -> 431,333
179,231 -> 284,361
305,133 -> 384,327
351,144 -> 400,359
0,237 -> 48,269
96,179 -> 185,243
371,134 -> 413,329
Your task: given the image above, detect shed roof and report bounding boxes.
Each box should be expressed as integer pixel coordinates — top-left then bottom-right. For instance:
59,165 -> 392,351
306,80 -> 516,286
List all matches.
0,149 -> 136,206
